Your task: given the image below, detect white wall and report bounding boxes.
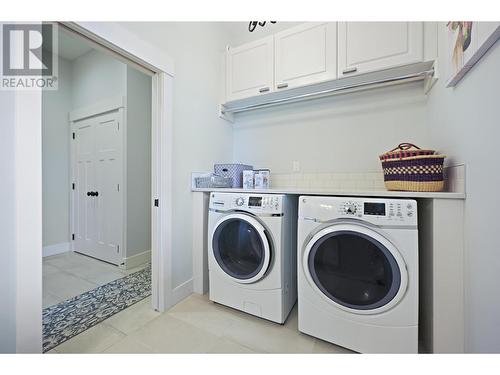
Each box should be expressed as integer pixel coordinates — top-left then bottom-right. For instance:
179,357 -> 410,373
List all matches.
426,25 -> 500,353
126,66 -> 152,257
42,57 -> 72,247
117,22 -> 234,287
71,50 -> 127,109
0,90 -> 17,353
232,83 -> 429,173
227,23 -> 430,174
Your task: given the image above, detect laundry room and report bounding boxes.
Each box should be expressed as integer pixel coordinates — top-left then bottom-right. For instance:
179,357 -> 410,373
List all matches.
1,1 -> 500,373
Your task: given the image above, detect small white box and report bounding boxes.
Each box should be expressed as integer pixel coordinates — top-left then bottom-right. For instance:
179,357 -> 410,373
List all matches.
242,170 -> 254,189
254,173 -> 264,189
254,169 -> 270,189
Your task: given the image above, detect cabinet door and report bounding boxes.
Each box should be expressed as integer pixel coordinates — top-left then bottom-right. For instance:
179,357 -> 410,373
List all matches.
274,22 -> 337,90
226,36 -> 274,102
338,22 -> 423,78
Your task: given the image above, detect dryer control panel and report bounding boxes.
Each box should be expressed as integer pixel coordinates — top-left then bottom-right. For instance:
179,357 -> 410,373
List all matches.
300,196 -> 417,226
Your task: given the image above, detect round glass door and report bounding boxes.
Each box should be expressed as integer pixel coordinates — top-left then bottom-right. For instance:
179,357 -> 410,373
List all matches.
212,214 -> 271,283
306,229 -> 403,311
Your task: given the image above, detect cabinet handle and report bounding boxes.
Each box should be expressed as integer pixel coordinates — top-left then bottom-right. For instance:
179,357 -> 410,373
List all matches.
342,67 -> 358,74
277,83 -> 288,89
258,87 -> 270,93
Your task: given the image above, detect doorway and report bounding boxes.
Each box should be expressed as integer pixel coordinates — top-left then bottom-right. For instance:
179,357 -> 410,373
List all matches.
11,21 -> 176,353
41,26 -> 155,351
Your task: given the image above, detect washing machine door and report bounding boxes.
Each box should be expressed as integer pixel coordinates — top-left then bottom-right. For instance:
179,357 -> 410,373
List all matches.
303,223 -> 408,314
212,213 -> 272,284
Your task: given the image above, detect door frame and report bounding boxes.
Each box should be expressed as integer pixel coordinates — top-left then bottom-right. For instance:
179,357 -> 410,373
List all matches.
69,99 -> 126,266
14,21 -> 176,352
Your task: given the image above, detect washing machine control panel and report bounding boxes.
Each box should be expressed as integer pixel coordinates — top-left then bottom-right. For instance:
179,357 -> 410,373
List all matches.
341,201 -> 362,216
210,193 -> 284,214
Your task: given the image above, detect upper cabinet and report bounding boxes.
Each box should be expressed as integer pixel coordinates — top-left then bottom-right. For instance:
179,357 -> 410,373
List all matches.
226,36 -> 274,102
337,22 -> 424,78
223,22 -> 434,109
274,23 -> 337,91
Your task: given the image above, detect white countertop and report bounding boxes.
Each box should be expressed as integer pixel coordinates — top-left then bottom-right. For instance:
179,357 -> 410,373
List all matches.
192,187 -> 465,199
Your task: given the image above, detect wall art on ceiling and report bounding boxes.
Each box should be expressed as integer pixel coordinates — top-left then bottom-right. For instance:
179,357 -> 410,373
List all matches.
446,21 -> 500,87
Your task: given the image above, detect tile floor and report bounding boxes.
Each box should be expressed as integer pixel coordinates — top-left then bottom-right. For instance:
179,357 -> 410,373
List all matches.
46,293 -> 354,354
43,252 -> 148,308
44,252 -> 353,354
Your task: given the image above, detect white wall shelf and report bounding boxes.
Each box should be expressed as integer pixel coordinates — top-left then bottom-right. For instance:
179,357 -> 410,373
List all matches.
220,60 -> 437,119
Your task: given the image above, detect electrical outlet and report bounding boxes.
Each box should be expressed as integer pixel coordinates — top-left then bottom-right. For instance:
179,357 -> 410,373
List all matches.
292,161 -> 300,172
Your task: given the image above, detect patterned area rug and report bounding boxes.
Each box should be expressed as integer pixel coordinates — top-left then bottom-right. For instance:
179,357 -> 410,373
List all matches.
42,265 -> 151,353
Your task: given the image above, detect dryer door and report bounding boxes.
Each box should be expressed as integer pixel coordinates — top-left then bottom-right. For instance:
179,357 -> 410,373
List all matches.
212,213 -> 272,284
303,223 -> 408,314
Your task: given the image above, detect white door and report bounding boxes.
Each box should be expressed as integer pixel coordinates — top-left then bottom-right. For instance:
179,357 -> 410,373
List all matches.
72,110 -> 123,265
338,22 -> 423,78
74,117 -> 96,255
275,23 -> 337,90
226,35 -> 274,102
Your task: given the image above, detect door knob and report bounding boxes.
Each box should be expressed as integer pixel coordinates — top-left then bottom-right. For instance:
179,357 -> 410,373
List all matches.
95,191 -> 99,197
87,192 -> 91,196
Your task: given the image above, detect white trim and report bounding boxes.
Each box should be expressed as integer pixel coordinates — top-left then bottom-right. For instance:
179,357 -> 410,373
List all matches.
14,87 -> 43,353
171,279 -> 194,304
63,22 -> 174,77
69,96 -> 126,122
150,72 -> 174,312
120,250 -> 151,270
43,243 -> 71,258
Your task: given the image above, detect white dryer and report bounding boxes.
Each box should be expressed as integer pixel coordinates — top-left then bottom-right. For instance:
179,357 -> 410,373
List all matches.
297,196 -> 418,353
208,192 -> 297,324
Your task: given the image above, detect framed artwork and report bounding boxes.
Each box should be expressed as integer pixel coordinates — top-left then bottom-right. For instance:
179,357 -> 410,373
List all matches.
446,21 -> 500,87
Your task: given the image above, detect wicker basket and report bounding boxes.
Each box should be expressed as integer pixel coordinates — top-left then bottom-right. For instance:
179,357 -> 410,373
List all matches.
379,143 -> 446,192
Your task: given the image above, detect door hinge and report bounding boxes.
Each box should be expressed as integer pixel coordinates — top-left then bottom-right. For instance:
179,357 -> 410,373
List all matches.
117,245 -> 120,253
72,132 -> 75,140
117,184 -> 120,192
72,183 -> 75,190
154,199 -> 159,207
72,234 -> 75,241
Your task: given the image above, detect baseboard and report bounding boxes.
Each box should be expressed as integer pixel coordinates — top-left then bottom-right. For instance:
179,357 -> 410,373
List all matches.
120,250 -> 151,270
43,242 -> 71,258
171,278 -> 194,306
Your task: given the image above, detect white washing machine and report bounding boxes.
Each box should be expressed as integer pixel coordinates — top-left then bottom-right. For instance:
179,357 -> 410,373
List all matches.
297,196 -> 418,353
208,192 -> 297,324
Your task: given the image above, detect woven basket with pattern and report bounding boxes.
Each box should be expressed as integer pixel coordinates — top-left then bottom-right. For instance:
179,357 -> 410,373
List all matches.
379,143 -> 446,192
